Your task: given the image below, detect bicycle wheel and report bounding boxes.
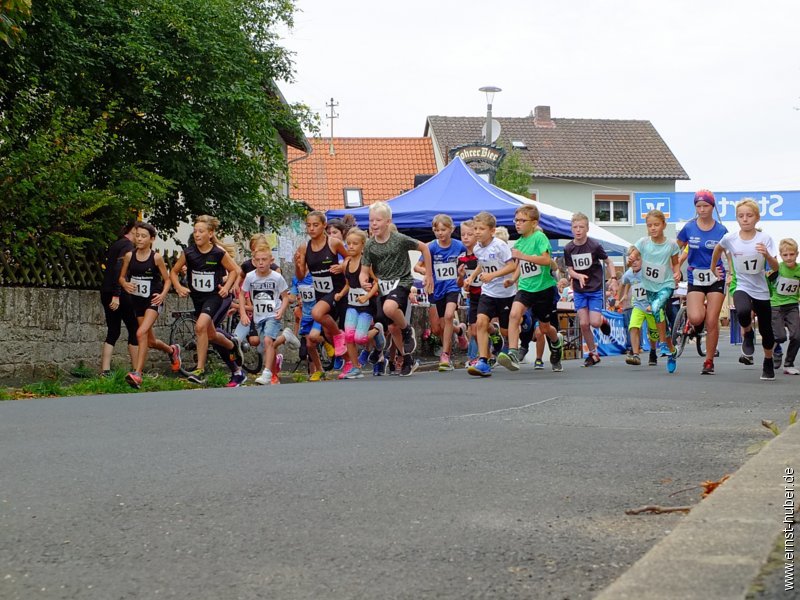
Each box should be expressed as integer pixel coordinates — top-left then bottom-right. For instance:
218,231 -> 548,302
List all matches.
695,331 -> 707,357
240,341 -> 263,374
671,306 -> 688,358
169,314 -> 198,373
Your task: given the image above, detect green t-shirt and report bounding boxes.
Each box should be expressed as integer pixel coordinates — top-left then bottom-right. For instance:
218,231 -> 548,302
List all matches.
362,231 -> 419,293
769,262 -> 800,306
514,230 -> 556,293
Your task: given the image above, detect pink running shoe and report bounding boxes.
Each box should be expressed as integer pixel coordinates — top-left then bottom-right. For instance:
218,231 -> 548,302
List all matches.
333,332 -> 347,356
337,361 -> 353,380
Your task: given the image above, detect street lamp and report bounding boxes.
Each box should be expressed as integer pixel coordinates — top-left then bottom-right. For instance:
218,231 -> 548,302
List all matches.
479,85 -> 502,145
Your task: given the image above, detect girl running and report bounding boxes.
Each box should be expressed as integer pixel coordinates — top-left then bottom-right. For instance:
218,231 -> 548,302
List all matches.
118,222 -> 181,388
676,189 -> 728,374
295,211 -> 348,357
170,215 -> 243,385
634,209 -> 682,373
710,198 -> 779,380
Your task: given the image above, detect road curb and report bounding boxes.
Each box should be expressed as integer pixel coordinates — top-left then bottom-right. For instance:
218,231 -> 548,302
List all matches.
596,421 -> 798,599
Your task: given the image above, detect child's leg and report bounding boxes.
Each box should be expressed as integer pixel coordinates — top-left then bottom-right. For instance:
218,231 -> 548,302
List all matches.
535,329 -> 545,359
262,336 -> 276,374
476,314 -> 491,359
441,300 -> 458,355
133,315 -> 150,373
383,300 -> 407,352
194,313 -> 214,370
629,326 -> 642,354
506,301 -> 526,351
576,307 -> 596,352
784,307 -> 800,366
753,299 -> 775,359
311,300 -> 342,347
355,312 -> 372,346
344,307 -> 358,344
428,304 -> 442,337
703,292 -> 725,360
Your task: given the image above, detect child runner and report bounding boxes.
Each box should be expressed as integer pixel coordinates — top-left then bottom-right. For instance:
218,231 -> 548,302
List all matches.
564,212 -> 616,367
170,215 -> 243,385
618,247 -> 660,366
465,211 -> 517,377
290,251 -> 325,382
676,189 -> 728,374
99,220 -> 139,375
360,201 -> 433,377
635,209 -> 681,373
417,214 -> 465,371
339,227 -> 382,379
457,220 -> 482,366
295,211 -> 348,357
239,244 -> 291,386
768,238 -> 800,375
118,222 -> 181,388
711,198 -> 779,380
497,204 -> 564,372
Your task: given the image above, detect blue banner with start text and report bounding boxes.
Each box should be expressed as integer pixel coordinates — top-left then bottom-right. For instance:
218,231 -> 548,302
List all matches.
634,191 -> 800,224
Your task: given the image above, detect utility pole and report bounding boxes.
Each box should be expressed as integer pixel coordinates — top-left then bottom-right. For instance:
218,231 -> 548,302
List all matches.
326,97 -> 339,155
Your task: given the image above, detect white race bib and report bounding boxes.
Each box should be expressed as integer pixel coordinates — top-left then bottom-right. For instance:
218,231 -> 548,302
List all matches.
691,268 -> 717,287
571,252 -> 593,271
478,260 -> 502,280
191,271 -> 215,292
632,285 -> 648,301
378,279 -> 399,296
130,276 -> 151,298
642,261 -> 669,284
776,276 -> 800,296
297,285 -> 315,303
433,261 -> 458,281
252,293 -> 276,320
348,287 -> 366,306
465,268 -> 482,287
734,254 -> 764,275
519,259 -> 541,279
312,276 -> 333,294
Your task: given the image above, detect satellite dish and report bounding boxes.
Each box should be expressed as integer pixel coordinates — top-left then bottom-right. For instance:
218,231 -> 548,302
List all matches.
481,119 -> 502,143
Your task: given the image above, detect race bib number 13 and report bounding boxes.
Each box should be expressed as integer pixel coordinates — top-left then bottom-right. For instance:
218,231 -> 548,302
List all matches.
130,276 -> 151,298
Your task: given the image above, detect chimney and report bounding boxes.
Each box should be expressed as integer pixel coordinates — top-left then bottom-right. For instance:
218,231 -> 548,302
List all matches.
533,105 -> 555,128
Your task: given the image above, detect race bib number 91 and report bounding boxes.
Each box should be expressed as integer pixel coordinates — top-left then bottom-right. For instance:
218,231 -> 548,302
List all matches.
691,268 -> 717,286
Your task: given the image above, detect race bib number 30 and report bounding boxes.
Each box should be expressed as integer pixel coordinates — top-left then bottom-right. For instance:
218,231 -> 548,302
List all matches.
519,260 -> 541,279
734,254 -> 764,275
312,276 -> 333,294
691,268 -> 717,286
130,276 -> 151,298
191,272 -> 215,292
571,253 -> 592,271
776,276 -> 800,296
433,262 -> 458,281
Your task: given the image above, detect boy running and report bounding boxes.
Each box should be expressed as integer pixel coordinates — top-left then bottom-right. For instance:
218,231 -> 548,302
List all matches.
768,238 -> 800,374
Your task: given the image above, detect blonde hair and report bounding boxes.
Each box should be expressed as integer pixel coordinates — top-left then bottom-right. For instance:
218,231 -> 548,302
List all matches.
515,204 -> 540,221
571,212 -> 589,225
249,233 -> 268,251
645,209 -> 667,225
473,211 -> 496,228
779,238 -> 798,253
736,198 -> 761,221
252,243 -> 272,257
369,201 -> 392,219
460,219 -> 475,230
627,245 -> 641,258
195,215 -> 220,233
432,213 -> 454,229
495,226 -> 510,242
221,242 -> 237,260
306,210 -> 327,225
346,227 -> 368,245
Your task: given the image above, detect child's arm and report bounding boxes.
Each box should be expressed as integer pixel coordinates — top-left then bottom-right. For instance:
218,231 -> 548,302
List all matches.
330,239 -> 347,274
463,265 -> 482,289
670,253 -> 681,285
413,247 -> 428,276
417,240 -> 434,294
238,282 -> 251,326
359,264 -> 376,291
169,253 -> 190,297
617,281 -> 630,305
482,260 -> 517,283
335,280 -> 349,303
118,252 -> 135,295
709,243 -> 724,273
510,247 -> 551,265
294,246 -> 307,279
275,289 -> 290,321
604,256 -> 620,292
218,253 -> 241,298
152,253 -> 172,305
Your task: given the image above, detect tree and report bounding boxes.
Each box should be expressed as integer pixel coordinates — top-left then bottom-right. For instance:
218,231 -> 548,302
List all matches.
1,0 -> 311,255
494,145 -> 533,197
0,0 -> 31,47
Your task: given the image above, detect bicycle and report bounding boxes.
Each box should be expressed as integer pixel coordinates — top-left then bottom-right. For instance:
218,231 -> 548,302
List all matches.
168,310 -> 263,375
670,303 -> 707,358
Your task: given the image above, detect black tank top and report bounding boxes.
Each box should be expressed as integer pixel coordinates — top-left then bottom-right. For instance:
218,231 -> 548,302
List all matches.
185,244 -> 227,296
345,259 -> 376,311
128,250 -> 163,299
306,237 -> 346,299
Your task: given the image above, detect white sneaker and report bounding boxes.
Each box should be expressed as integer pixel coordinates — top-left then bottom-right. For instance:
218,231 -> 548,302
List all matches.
255,369 -> 272,385
282,327 -> 301,350
784,366 -> 800,375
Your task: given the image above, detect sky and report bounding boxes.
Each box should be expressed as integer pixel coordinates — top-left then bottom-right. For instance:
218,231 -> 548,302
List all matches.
279,0 -> 800,193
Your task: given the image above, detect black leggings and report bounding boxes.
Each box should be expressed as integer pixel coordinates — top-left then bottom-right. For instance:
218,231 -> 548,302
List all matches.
101,291 -> 139,346
733,290 -> 774,349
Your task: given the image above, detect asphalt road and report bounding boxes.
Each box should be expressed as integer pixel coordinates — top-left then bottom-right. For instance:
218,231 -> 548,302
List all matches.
1,351 -> 797,599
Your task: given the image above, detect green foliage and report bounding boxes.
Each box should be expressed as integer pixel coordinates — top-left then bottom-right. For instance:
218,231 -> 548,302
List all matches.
0,0 -> 31,47
494,145 -> 533,197
0,0 -> 309,253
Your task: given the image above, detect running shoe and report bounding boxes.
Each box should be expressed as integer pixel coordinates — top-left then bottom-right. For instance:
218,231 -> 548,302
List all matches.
270,373 -> 280,385
226,370 -> 247,387
373,322 -> 386,352
333,356 -> 344,371
648,348 -> 658,366
738,354 -> 754,366
323,341 -> 335,359
345,367 -> 364,379
773,351 -> 783,369
667,351 -> 677,374
497,350 -> 520,372
583,352 -> 601,367
358,349 -> 370,367
548,333 -> 564,367
333,332 -> 347,357
760,358 -> 775,381
534,358 -> 544,370
373,358 -> 388,376
518,347 -> 529,362
455,322 -> 469,351
337,361 -> 353,380
625,354 -> 641,366
255,369 -> 273,385
401,326 -> 417,355
467,358 -> 492,377
742,330 -> 755,358
230,340 -> 244,368
309,370 -> 323,382
169,344 -> 182,373
465,358 -> 478,370
701,359 -> 714,375
489,331 -> 504,356
125,371 -> 142,389
282,327 -> 301,350
657,342 -> 671,357
438,351 -> 454,372
784,366 -> 799,375
599,318 -> 611,336
399,354 -> 419,377
186,369 -> 206,385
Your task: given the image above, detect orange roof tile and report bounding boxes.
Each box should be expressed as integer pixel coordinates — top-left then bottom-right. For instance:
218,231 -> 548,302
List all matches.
287,137 -> 437,211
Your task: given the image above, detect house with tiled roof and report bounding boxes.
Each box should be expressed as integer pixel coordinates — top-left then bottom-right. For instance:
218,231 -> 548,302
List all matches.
425,105 -> 689,243
287,137 -> 437,212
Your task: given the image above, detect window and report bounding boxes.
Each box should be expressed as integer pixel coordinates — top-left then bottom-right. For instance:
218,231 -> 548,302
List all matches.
343,188 -> 363,208
593,192 -> 631,225
528,190 -> 538,202
511,140 -> 528,149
